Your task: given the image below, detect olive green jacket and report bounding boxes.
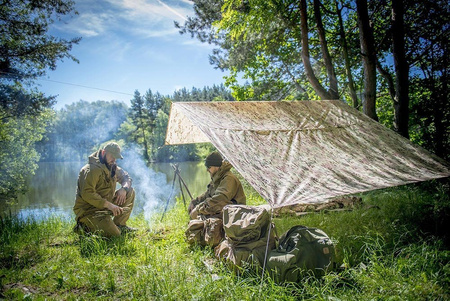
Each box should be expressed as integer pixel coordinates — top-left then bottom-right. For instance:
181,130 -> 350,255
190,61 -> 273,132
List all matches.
73,150 -> 131,220
192,162 -> 246,218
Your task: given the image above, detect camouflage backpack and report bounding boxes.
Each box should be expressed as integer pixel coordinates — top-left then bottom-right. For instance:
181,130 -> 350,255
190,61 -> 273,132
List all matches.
215,205 -> 276,271
185,217 -> 224,248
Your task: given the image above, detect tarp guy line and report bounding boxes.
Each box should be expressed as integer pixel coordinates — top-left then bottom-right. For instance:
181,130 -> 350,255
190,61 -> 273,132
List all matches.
165,100 -> 450,208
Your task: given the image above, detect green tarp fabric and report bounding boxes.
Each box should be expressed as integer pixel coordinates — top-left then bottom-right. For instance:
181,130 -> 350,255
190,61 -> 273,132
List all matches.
165,100 -> 450,208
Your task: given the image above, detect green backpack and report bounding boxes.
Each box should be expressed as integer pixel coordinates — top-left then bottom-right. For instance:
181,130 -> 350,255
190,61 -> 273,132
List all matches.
267,225 -> 334,283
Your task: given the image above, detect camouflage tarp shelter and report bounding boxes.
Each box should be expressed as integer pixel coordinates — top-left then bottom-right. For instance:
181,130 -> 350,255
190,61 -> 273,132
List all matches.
165,100 -> 450,208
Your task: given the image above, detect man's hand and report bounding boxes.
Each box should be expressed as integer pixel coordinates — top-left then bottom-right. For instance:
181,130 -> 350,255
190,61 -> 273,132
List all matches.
114,188 -> 127,206
105,201 -> 124,216
189,207 -> 199,219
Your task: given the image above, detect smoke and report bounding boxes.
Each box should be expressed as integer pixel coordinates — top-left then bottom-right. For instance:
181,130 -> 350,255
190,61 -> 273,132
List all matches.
41,100 -> 128,162
120,145 -> 176,222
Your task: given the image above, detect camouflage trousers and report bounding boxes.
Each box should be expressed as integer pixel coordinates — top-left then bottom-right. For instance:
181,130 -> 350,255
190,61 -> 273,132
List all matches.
76,188 -> 135,237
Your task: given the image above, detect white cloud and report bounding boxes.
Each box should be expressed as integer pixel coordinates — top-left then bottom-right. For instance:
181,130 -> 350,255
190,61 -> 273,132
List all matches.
67,13 -> 112,37
55,0 -> 192,39
106,40 -> 133,62
156,0 -> 188,21
106,0 -> 190,23
131,26 -> 180,38
109,0 -> 191,38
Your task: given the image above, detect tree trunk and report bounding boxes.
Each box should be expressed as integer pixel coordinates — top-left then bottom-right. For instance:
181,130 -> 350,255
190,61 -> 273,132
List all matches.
140,120 -> 150,162
432,86 -> 445,158
356,0 -> 378,121
299,0 -> 334,100
336,0 -> 359,108
313,0 -> 339,99
392,0 -> 410,138
376,60 -> 396,101
430,45 -> 447,158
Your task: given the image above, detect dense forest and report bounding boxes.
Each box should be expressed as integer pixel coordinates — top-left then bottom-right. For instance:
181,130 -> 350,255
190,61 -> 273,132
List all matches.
176,0 -> 448,154
1,0 -> 449,205
36,85 -> 232,163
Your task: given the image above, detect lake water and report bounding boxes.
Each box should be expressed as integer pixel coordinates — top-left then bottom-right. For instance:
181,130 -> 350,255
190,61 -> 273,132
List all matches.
5,161 -> 211,221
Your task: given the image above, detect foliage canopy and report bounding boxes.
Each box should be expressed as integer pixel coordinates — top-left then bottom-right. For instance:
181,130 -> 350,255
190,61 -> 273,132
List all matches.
176,0 -> 449,159
0,0 -> 79,203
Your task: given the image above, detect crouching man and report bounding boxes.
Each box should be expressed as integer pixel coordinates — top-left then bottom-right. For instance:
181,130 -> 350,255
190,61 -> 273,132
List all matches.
186,151 -> 246,247
73,142 -> 137,237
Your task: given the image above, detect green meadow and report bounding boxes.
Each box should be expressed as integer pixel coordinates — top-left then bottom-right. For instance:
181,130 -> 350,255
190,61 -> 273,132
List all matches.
1,180 -> 449,300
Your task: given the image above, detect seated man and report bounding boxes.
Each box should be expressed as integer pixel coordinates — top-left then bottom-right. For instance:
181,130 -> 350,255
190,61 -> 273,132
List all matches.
188,151 -> 246,220
73,142 -> 136,237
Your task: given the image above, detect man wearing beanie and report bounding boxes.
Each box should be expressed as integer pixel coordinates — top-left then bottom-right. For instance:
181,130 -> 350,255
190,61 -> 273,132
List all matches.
73,142 -> 137,237
188,151 -> 246,220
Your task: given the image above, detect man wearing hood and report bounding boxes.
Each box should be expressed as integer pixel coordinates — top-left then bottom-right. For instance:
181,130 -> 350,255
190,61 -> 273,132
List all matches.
73,142 -> 136,237
188,151 -> 246,220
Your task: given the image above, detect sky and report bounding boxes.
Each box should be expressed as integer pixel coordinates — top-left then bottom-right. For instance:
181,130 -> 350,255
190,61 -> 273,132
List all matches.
37,0 -> 228,110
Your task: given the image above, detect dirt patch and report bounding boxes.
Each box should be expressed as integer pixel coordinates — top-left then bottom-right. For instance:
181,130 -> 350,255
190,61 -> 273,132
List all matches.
2,282 -> 39,296
48,240 -> 77,248
273,196 -> 366,217
144,227 -> 172,240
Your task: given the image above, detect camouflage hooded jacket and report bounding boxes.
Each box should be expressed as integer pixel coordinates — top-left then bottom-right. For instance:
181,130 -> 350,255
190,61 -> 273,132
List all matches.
73,150 -> 131,219
193,161 -> 246,218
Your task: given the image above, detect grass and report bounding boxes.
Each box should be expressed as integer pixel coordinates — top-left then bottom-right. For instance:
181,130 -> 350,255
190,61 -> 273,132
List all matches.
1,179 -> 449,300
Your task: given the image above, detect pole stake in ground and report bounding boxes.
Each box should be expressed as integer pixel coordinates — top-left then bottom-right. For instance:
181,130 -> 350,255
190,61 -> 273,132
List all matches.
160,164 -> 193,222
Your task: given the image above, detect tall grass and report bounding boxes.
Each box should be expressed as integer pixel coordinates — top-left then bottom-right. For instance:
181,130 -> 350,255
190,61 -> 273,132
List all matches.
0,180 -> 449,300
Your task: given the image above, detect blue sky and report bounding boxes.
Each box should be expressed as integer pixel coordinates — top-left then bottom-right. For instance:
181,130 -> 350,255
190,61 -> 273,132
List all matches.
37,0 -> 227,109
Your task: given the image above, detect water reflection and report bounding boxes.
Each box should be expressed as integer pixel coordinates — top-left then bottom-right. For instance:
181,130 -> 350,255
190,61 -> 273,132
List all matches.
7,161 -> 210,221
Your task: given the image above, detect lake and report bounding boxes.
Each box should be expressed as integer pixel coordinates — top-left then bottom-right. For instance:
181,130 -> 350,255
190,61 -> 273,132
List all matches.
5,161 -> 211,221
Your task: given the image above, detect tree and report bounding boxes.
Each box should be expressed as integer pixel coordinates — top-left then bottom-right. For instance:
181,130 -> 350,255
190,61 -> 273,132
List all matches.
127,85 -> 234,162
356,0 -> 378,120
0,0 -> 80,117
405,0 -> 449,159
0,109 -> 54,203
37,100 -> 129,162
221,0 -> 342,100
177,1 -> 353,103
336,0 -> 360,108
391,0 -> 409,138
147,94 -> 199,162
369,0 -> 448,146
177,0 -> 307,101
144,90 -> 165,159
129,90 -> 150,161
177,0 -> 448,158
0,0 -> 79,203
308,0 -> 339,99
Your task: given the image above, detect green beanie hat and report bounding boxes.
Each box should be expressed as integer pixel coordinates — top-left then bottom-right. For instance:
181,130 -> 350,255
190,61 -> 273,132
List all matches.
205,151 -> 223,167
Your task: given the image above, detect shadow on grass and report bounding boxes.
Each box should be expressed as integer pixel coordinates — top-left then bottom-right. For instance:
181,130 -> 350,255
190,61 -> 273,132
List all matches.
75,232 -> 138,257
0,248 -> 43,270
